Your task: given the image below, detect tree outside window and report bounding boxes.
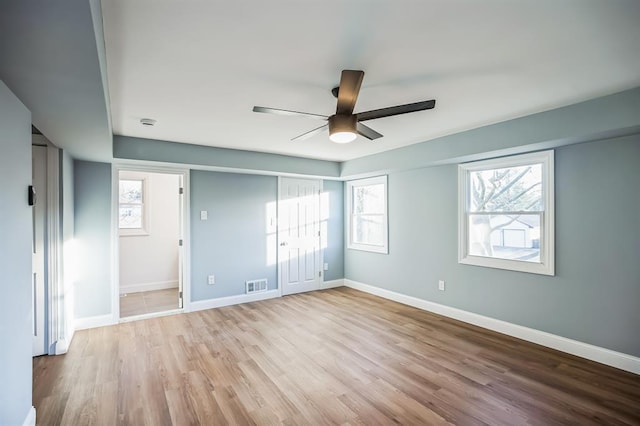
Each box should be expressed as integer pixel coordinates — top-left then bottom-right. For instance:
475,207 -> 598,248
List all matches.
459,151 -> 554,275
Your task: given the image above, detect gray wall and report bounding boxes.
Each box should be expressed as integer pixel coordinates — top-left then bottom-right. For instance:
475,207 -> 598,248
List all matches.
74,160 -> 112,318
61,151 -> 75,264
69,165 -> 345,315
114,136 -> 341,178
190,171 -> 278,300
341,87 -> 640,178
60,150 -> 75,344
190,172 -> 345,300
345,135 -> 640,357
322,180 -> 344,281
0,0 -> 113,162
0,82 -> 33,425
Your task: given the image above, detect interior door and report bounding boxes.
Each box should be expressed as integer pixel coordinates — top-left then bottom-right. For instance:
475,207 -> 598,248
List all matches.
32,145 -> 47,356
278,178 -> 322,296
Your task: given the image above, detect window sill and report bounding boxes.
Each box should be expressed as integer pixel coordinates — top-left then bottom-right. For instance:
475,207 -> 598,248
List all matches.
348,243 -> 388,254
459,255 -> 554,276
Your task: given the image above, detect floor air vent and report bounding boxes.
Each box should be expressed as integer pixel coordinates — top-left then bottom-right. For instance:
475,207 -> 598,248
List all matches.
246,279 -> 268,294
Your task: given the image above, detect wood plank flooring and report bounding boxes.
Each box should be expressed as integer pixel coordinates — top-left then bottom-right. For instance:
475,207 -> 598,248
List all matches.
33,287 -> 640,425
120,288 -> 180,318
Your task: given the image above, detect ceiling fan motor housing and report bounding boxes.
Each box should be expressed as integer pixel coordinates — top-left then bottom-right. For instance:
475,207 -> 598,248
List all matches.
328,114 -> 357,143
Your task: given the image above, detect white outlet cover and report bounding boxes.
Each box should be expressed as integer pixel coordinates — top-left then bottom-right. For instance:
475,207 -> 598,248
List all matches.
438,280 -> 445,291
200,210 -> 208,220
208,275 -> 215,285
323,263 -> 329,271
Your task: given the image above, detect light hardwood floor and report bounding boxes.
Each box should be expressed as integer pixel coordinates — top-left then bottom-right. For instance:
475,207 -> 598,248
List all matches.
34,287 -> 640,425
120,288 -> 179,318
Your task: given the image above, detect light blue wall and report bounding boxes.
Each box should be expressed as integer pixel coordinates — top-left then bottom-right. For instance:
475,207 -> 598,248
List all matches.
322,180 -> 344,281
0,82 -> 33,425
74,160 -> 112,318
345,135 -> 640,357
0,0 -> 113,161
190,172 -> 345,300
341,88 -> 640,178
60,150 -> 75,346
114,136 -> 341,178
68,165 -> 345,312
190,171 -> 278,300
61,151 -> 75,257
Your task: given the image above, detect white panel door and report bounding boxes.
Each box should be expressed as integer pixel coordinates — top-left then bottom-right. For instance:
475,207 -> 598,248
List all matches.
279,178 -> 322,296
32,146 -> 47,356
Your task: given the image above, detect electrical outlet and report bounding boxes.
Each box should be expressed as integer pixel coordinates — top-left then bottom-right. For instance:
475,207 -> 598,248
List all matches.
200,210 -> 208,220
323,263 -> 329,271
208,275 -> 215,285
438,280 -> 445,291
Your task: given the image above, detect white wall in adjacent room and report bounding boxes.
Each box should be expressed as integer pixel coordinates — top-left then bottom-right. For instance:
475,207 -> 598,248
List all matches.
119,171 -> 180,293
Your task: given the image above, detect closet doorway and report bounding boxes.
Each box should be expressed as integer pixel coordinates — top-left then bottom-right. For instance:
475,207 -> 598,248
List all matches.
116,168 -> 187,319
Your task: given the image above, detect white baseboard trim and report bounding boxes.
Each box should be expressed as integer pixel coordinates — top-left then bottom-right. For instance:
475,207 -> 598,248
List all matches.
322,278 -> 345,289
344,279 -> 640,375
190,289 -> 280,312
50,337 -> 71,355
22,406 -> 36,426
119,280 -> 178,294
74,314 -> 116,331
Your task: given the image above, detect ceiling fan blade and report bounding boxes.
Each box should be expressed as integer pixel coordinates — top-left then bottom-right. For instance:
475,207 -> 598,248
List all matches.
336,70 -> 364,115
253,106 -> 328,120
356,100 -> 436,122
291,124 -> 329,141
356,122 -> 383,140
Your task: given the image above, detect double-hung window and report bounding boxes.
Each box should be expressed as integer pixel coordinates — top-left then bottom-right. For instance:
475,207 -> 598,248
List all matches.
458,150 -> 554,275
347,175 -> 388,254
119,178 -> 148,235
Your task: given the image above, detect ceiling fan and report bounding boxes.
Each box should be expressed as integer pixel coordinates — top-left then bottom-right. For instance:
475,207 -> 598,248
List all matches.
253,70 -> 436,143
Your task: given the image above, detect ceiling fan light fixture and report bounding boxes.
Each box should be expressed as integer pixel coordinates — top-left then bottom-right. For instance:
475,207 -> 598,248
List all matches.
328,115 -> 357,144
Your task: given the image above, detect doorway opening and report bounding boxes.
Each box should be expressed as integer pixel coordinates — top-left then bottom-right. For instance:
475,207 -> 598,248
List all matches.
116,168 -> 187,319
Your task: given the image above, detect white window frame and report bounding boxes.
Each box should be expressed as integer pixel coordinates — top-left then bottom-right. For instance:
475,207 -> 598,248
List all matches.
346,175 -> 389,254
458,150 -> 554,275
118,177 -> 149,236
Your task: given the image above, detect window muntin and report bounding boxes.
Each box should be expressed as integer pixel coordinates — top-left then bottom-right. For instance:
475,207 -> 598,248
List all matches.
459,151 -> 554,275
347,176 -> 388,253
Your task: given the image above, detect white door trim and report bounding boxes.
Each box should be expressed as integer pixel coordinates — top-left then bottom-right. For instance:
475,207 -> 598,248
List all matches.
45,145 -> 71,355
31,137 -> 74,356
277,177 -> 324,296
111,164 -> 191,322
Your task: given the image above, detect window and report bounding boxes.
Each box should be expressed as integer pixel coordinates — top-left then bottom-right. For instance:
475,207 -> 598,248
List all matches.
347,175 -> 388,254
458,150 -> 554,275
119,178 -> 147,235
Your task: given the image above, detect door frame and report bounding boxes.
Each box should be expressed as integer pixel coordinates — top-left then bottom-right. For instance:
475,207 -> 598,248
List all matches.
31,136 -> 71,356
277,176 -> 324,296
111,164 -> 191,322
46,144 -> 66,355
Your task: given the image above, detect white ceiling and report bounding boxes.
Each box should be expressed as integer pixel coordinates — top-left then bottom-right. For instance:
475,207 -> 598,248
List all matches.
102,0 -> 640,162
